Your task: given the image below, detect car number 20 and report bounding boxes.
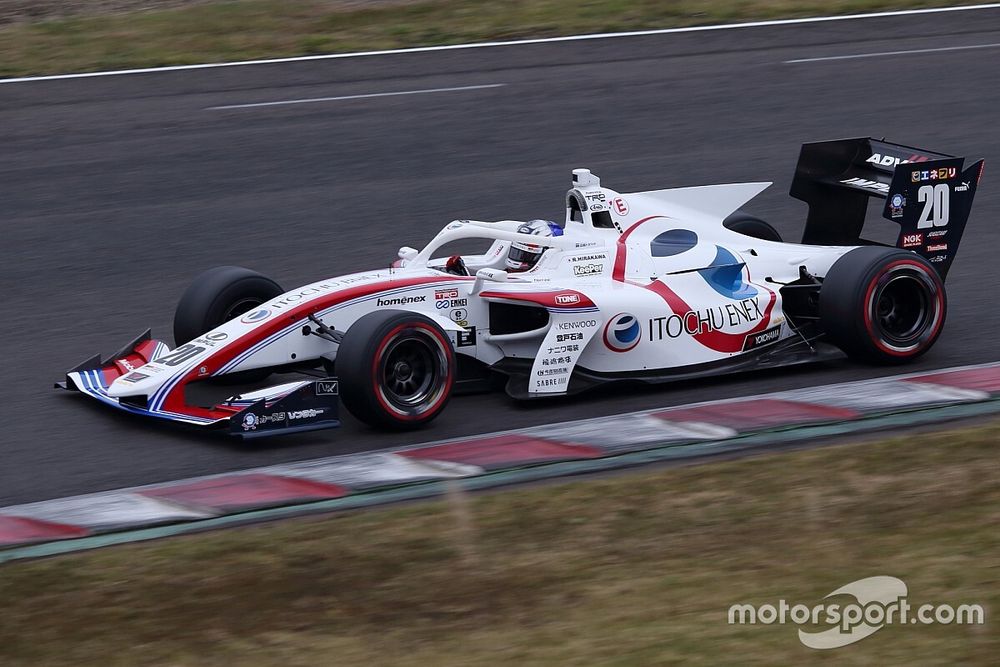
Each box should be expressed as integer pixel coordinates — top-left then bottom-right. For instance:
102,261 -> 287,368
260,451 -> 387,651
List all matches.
917,183 -> 949,229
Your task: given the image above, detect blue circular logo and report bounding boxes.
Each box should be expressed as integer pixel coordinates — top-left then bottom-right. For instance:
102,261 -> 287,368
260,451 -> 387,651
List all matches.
891,193 -> 904,207
603,313 -> 640,352
240,308 -> 271,324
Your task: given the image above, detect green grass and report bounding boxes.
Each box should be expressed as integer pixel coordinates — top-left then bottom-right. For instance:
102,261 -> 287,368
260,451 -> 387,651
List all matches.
0,0 -> 977,77
1,421 -> 997,665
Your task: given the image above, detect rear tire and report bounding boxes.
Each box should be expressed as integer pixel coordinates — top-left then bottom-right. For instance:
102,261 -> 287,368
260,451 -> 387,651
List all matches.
337,311 -> 455,430
820,247 -> 946,364
173,266 -> 284,345
724,212 -> 783,242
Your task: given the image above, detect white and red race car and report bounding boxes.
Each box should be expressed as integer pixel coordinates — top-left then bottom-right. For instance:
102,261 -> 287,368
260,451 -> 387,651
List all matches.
59,138 -> 983,437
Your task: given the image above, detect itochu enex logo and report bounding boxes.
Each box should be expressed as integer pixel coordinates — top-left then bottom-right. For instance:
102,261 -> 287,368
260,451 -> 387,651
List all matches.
603,313 -> 640,352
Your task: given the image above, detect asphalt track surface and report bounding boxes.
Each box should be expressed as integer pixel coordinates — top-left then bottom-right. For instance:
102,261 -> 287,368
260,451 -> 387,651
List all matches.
2,9 -> 999,505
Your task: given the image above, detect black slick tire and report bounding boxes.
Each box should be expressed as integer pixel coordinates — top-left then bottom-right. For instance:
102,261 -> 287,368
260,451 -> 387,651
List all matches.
173,266 -> 284,346
819,247 -> 946,364
337,311 -> 455,430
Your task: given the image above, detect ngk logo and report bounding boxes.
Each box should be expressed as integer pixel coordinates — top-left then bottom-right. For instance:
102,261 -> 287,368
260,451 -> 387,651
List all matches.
554,293 -> 580,305
902,233 -> 923,248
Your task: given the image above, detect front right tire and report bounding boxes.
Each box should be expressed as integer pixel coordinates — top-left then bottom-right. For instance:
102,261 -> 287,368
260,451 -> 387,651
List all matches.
337,311 -> 455,429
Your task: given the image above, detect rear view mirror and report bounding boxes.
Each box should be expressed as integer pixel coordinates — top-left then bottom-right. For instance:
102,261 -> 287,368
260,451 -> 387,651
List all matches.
473,268 -> 508,293
395,246 -> 418,268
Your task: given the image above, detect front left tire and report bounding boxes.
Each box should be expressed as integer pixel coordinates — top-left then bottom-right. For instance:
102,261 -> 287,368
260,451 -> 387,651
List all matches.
173,265 -> 284,345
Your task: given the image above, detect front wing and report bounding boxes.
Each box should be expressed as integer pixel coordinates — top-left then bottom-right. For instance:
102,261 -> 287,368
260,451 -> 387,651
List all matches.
56,331 -> 341,439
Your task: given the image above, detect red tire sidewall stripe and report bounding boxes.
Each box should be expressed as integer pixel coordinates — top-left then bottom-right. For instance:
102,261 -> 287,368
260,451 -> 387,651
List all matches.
862,259 -> 945,357
371,321 -> 454,422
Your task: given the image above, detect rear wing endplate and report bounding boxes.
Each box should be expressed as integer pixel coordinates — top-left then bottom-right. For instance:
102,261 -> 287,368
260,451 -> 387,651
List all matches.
790,137 -> 984,278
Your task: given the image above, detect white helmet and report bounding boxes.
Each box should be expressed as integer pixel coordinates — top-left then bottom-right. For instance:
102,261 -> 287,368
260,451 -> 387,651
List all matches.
506,219 -> 563,272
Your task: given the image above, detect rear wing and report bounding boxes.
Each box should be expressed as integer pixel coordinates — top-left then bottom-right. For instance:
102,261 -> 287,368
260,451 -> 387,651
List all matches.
790,137 -> 985,278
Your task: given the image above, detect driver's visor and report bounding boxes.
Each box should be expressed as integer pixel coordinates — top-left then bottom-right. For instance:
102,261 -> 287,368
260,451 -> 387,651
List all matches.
508,245 -> 542,264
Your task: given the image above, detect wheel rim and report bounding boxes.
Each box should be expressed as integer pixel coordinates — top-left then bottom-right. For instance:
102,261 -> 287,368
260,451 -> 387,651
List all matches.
377,328 -> 448,416
222,297 -> 263,321
867,266 -> 941,353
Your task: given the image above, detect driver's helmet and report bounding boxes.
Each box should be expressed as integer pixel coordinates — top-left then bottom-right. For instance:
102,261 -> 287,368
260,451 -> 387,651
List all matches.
506,219 -> 563,272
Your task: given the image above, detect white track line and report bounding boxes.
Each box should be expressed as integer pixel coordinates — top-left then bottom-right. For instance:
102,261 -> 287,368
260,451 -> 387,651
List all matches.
786,41 -> 1000,62
2,3 -> 1000,84
207,83 -> 506,110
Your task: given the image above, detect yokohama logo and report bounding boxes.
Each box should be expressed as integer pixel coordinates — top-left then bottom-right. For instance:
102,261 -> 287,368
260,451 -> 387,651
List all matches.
554,293 -> 580,305
742,324 -> 782,352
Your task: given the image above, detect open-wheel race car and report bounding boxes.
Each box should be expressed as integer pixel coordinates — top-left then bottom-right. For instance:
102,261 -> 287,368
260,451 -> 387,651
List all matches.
58,137 -> 984,437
